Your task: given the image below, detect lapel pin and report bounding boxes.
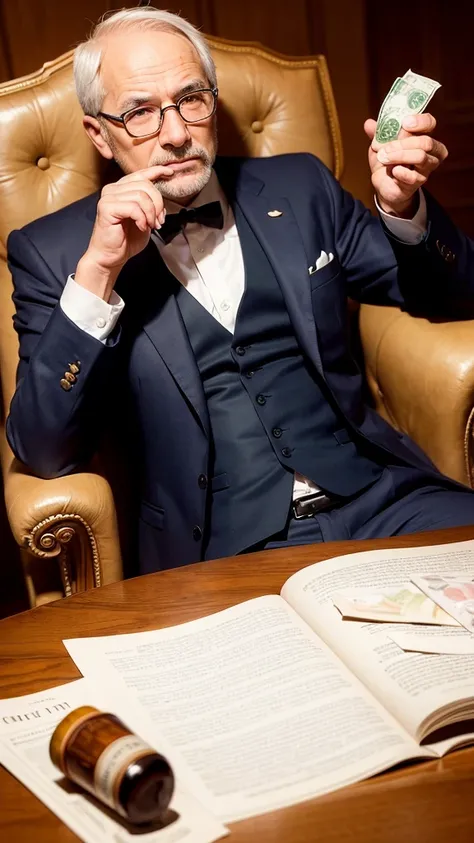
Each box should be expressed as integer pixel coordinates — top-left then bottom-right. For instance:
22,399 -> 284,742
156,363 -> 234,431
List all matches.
267,210 -> 283,218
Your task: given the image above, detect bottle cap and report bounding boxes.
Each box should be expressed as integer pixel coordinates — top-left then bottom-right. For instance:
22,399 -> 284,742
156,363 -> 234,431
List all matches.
49,706 -> 101,773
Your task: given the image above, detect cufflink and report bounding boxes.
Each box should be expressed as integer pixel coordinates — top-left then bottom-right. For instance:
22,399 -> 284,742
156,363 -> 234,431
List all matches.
267,210 -> 283,218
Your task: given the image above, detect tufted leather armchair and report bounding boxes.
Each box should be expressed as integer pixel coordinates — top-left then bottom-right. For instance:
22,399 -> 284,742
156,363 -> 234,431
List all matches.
0,36 -> 472,604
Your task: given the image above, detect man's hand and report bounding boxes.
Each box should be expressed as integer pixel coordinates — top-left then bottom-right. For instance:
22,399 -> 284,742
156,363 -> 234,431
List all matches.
364,113 -> 448,219
75,165 -> 175,301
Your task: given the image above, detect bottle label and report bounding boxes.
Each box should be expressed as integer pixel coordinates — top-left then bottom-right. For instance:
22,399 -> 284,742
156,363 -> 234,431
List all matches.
94,735 -> 152,814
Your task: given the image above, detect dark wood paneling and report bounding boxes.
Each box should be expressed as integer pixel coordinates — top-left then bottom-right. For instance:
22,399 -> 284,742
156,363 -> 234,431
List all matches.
1,2 -> 110,76
212,0 -> 326,55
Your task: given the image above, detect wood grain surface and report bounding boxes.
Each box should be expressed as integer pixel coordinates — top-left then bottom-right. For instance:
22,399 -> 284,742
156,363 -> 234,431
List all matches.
2,527 -> 474,842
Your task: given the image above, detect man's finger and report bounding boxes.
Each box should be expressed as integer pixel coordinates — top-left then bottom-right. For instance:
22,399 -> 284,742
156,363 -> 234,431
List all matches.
102,190 -> 160,229
377,148 -> 440,172
376,136 -> 448,160
105,200 -> 150,232
364,118 -> 377,140
401,112 -> 437,134
390,165 -> 427,187
121,165 -> 176,183
102,181 -> 166,224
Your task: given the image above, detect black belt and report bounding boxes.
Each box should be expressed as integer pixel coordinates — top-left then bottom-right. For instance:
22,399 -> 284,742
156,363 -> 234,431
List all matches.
292,491 -> 339,520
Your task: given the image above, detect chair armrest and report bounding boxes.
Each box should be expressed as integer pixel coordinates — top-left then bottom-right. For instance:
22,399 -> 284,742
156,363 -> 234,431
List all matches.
359,303 -> 474,486
3,457 -> 123,599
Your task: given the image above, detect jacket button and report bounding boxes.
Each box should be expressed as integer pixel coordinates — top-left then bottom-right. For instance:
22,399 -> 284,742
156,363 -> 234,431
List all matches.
198,474 -> 208,490
193,526 -> 202,541
281,447 -> 292,458
272,427 -> 283,438
235,346 -> 246,356
245,370 -> 255,379
256,394 -> 266,406
60,378 -> 72,391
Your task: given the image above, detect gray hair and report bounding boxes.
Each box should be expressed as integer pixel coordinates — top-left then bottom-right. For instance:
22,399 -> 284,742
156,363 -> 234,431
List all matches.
74,6 -> 217,116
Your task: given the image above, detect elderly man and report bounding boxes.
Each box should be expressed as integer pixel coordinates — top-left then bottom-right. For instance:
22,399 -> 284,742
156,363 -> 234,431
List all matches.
7,7 -> 474,573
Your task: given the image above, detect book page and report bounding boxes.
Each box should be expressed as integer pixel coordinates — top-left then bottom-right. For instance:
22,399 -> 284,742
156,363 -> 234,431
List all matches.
0,678 -> 227,843
281,539 -> 474,745
64,595 -> 430,823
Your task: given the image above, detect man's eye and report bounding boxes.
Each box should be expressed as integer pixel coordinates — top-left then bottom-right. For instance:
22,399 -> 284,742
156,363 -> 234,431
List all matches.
129,107 -> 155,121
181,94 -> 203,105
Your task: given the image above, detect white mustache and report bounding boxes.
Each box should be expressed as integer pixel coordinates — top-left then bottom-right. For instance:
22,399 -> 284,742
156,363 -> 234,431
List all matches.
152,147 -> 210,167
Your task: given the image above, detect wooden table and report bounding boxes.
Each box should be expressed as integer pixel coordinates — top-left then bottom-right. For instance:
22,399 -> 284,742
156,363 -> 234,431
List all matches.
2,526 -> 474,842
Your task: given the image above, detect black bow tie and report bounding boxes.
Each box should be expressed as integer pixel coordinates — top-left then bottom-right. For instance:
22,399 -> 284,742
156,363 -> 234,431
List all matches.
157,200 -> 224,244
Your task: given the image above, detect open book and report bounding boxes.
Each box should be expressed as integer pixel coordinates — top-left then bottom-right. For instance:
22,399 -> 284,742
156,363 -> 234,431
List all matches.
63,538 -> 474,824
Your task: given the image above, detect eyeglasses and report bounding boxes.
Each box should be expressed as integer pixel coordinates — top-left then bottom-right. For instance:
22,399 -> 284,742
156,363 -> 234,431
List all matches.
98,87 -> 218,139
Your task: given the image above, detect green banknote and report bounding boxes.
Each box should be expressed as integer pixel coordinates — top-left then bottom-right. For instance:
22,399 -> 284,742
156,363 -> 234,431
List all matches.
375,69 -> 441,144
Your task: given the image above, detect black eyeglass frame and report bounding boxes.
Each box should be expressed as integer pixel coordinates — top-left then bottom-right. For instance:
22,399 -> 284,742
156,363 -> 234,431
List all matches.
97,87 -> 218,138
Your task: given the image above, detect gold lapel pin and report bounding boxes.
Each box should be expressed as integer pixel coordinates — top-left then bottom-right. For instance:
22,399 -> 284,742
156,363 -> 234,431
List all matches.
267,210 -> 283,218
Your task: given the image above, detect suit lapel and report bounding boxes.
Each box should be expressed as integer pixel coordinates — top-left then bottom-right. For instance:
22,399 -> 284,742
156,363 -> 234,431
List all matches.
229,170 -> 323,373
115,158 -> 323,435
118,242 -> 209,436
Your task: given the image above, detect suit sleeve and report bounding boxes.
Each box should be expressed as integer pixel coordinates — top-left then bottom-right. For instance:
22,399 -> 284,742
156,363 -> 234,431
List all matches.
6,228 -> 121,479
316,156 -> 474,317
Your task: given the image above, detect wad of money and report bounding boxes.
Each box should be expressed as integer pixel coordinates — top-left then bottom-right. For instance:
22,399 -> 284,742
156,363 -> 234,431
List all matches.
375,69 -> 441,144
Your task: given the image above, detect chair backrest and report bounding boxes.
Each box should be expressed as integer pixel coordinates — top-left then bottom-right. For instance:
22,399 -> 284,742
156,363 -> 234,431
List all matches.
0,35 -> 342,467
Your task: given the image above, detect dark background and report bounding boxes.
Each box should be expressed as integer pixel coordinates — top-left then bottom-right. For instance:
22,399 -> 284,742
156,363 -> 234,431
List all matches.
0,0 -> 473,614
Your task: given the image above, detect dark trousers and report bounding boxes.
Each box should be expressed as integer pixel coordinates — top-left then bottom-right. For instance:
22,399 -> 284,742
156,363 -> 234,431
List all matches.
259,466 -> 474,550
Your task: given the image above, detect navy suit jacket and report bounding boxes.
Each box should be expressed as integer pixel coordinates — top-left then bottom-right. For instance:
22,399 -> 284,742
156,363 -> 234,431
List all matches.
7,154 -> 474,571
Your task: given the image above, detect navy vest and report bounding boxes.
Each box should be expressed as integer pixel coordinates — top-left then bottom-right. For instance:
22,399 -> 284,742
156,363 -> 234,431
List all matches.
175,207 -> 383,558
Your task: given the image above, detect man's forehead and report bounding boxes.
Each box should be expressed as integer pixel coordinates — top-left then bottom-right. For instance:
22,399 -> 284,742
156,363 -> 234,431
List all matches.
100,29 -> 205,102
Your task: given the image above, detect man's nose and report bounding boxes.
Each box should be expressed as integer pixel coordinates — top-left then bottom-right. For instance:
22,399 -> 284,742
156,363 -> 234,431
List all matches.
159,105 -> 191,148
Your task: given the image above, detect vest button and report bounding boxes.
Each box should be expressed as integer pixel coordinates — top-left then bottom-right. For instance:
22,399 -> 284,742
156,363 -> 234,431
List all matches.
281,447 -> 292,458
235,346 -> 246,356
272,427 -> 283,438
256,394 -> 266,406
245,370 -> 255,379
193,526 -> 202,541
198,474 -> 208,490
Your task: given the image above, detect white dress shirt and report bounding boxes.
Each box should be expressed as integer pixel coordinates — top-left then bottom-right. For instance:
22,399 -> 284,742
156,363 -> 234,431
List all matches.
60,174 -> 428,500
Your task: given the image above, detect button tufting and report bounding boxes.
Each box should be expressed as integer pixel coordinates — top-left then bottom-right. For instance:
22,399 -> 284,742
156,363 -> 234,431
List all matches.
37,157 -> 50,170
251,121 -> 264,133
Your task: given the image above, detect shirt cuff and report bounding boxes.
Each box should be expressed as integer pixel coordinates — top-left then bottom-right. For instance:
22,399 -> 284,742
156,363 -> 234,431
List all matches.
376,190 -> 427,244
60,276 -> 124,343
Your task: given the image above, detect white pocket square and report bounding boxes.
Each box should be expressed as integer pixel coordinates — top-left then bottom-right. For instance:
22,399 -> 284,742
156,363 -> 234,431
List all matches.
308,250 -> 334,275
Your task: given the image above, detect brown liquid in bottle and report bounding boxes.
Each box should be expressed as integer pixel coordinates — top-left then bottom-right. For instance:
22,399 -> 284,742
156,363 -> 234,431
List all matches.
50,706 -> 174,824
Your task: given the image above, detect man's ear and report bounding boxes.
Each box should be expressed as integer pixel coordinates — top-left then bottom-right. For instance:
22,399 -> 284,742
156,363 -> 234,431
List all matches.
83,115 -> 114,160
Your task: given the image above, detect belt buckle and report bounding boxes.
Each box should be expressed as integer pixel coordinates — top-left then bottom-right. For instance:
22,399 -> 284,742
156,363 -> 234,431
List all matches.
292,492 -> 330,520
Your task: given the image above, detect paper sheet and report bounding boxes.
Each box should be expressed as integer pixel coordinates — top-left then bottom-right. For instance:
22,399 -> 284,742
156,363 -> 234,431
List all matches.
0,678 -> 227,843
389,626 -> 474,655
64,596 -> 428,823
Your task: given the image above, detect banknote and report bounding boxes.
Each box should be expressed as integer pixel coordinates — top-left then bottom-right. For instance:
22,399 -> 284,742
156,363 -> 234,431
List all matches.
332,582 -> 458,625
375,69 -> 441,144
412,572 -> 474,632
